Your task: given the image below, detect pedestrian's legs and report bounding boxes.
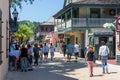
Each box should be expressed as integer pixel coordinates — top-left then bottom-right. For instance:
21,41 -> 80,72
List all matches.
87,61 -> 94,77
51,53 -> 54,61
104,58 -> 109,74
101,59 -> 105,73
101,56 -> 108,74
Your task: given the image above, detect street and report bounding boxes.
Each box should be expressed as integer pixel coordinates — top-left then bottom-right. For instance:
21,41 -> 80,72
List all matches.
6,52 -> 120,80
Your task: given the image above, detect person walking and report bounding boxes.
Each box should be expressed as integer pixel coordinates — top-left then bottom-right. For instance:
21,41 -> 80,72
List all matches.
19,44 -> 28,72
49,43 -> 55,61
85,45 -> 94,77
9,45 -> 20,71
74,42 -> 80,62
99,41 -> 110,74
43,43 -> 49,61
62,42 -> 67,57
27,43 -> 33,70
66,42 -> 73,62
33,43 -> 40,66
39,44 -> 43,62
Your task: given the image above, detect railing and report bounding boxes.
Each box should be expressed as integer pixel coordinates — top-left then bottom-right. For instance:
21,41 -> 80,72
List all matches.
55,18 -> 115,32
72,18 -> 115,27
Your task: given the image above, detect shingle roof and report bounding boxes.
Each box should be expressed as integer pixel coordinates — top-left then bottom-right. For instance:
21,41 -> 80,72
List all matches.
73,0 -> 120,5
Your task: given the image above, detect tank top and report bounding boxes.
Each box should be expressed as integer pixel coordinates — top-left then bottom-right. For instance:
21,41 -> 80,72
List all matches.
87,52 -> 94,61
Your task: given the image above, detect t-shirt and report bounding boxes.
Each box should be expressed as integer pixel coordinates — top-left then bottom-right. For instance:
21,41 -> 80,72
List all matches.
50,45 -> 55,53
99,45 -> 109,56
43,45 -> 49,53
66,44 -> 73,54
20,48 -> 28,58
33,47 -> 39,54
74,44 -> 79,52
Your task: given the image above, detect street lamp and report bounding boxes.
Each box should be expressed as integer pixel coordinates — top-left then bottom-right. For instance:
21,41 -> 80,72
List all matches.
10,8 -> 19,32
12,8 -> 18,24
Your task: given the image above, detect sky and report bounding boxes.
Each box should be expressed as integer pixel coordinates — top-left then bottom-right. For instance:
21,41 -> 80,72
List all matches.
18,0 -> 64,22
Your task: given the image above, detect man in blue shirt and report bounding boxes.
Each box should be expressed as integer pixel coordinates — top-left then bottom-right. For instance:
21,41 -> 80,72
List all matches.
66,42 -> 73,62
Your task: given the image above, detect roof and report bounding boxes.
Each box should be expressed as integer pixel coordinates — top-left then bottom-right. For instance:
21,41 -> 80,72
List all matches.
73,0 -> 120,5
40,17 -> 54,25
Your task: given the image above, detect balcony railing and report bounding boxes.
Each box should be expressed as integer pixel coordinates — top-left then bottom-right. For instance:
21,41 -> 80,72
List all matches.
55,18 -> 115,32
72,18 -> 115,27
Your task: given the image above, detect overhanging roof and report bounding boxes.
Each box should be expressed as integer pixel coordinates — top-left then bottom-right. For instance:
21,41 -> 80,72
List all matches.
53,0 -> 120,18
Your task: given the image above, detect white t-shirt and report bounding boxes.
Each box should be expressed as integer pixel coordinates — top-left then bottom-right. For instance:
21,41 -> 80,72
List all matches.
99,45 -> 110,56
74,44 -> 79,53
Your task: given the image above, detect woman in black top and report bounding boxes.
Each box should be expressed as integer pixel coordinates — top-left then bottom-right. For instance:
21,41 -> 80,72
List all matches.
85,45 -> 94,77
20,44 -> 28,72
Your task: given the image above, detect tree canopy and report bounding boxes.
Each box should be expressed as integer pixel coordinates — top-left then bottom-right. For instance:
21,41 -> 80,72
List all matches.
10,0 -> 35,9
14,23 -> 33,43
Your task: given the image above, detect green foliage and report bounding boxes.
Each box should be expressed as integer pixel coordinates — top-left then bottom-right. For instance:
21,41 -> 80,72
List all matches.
19,20 -> 40,31
14,23 -> 33,42
19,20 -> 35,30
10,0 -> 35,9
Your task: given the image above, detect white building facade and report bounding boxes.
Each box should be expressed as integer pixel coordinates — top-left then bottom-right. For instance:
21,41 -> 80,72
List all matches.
0,0 -> 9,80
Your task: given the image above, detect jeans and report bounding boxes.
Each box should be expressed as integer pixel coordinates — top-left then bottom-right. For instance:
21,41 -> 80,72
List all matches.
101,56 -> 108,73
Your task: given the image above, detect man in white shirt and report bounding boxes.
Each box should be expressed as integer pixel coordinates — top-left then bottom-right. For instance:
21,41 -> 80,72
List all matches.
74,42 -> 80,62
99,41 -> 110,74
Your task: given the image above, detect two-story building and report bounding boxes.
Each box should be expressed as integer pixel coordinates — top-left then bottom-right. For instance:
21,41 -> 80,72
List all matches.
0,0 -> 9,80
35,17 -> 54,43
53,0 -> 120,58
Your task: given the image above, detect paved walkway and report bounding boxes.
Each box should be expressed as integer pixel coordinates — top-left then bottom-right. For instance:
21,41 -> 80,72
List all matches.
6,52 -> 120,80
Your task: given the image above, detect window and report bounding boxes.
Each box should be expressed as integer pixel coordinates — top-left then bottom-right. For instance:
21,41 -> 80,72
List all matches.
0,9 -> 3,64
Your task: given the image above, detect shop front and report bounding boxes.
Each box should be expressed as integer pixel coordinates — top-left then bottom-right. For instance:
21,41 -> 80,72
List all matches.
88,28 -> 115,59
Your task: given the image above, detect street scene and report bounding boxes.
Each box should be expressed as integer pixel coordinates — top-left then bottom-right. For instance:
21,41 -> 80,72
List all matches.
6,52 -> 120,80
1,0 -> 120,80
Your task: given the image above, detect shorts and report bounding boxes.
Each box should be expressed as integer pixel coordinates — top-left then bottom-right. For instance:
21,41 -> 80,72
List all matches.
74,52 -> 79,56
67,53 -> 72,56
44,52 -> 48,56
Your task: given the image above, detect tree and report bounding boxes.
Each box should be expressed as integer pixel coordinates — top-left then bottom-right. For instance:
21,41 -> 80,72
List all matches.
10,0 -> 35,9
14,24 -> 33,44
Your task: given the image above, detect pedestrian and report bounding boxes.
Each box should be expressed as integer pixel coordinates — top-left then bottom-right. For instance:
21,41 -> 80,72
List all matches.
85,45 -> 94,77
49,43 -> 55,61
43,43 -> 49,61
9,46 -> 19,71
33,43 -> 40,66
66,42 -> 73,62
84,45 -> 89,57
74,42 -> 80,62
99,41 -> 110,74
19,44 -> 28,72
27,43 -> 33,70
39,44 -> 43,62
62,42 -> 66,57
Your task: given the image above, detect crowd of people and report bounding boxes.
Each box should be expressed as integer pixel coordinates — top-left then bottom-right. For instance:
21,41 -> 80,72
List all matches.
9,41 -> 110,77
9,42 -> 55,72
